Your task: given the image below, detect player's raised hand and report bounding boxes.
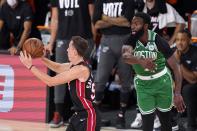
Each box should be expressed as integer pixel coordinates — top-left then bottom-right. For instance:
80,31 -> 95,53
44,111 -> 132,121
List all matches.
19,50 -> 33,69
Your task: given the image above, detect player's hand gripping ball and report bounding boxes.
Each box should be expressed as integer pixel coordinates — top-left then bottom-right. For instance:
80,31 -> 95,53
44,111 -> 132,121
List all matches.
22,38 -> 44,58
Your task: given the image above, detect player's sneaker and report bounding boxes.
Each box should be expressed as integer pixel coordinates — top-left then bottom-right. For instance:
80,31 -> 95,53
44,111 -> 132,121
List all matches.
49,112 -> 64,128
172,119 -> 179,131
116,113 -> 126,129
154,115 -> 161,129
131,113 -> 142,128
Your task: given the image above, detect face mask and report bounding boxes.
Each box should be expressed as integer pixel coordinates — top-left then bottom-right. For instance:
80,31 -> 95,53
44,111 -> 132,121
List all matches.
7,0 -> 17,7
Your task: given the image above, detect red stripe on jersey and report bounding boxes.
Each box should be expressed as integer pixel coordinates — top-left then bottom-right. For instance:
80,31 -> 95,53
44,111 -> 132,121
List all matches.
76,80 -> 96,131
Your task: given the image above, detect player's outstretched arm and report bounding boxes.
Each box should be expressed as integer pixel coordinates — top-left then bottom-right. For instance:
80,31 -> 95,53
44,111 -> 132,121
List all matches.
41,57 -> 71,74
19,51 -> 89,87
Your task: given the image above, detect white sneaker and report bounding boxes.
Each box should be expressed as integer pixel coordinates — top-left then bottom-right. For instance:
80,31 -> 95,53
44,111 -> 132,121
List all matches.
153,115 -> 161,129
131,113 -> 142,128
172,125 -> 179,131
172,120 -> 179,131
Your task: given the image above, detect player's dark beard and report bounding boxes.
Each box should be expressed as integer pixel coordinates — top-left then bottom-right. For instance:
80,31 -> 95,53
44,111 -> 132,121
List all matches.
126,28 -> 144,46
132,27 -> 144,40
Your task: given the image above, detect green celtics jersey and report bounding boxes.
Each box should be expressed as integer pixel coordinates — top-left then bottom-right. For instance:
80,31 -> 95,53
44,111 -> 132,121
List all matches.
132,30 -> 166,76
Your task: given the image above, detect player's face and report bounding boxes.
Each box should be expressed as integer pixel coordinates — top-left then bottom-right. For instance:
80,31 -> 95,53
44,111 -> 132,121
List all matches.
131,17 -> 145,39
175,33 -> 190,53
67,41 -> 77,61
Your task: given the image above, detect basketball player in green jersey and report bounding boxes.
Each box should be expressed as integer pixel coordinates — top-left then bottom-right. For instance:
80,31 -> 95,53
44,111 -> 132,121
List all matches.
122,12 -> 185,131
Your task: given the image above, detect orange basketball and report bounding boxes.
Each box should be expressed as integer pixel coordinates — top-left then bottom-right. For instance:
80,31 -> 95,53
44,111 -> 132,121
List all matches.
22,38 -> 44,58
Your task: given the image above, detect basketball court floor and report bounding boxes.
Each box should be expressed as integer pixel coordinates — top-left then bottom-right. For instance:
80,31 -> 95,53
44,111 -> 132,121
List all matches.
0,119 -> 141,131
0,108 -> 186,131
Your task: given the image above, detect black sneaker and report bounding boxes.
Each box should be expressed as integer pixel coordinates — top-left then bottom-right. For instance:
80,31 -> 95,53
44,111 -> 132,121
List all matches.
116,114 -> 126,129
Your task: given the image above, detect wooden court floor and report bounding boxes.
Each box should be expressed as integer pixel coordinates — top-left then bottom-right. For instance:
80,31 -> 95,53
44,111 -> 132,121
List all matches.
0,119 -> 140,131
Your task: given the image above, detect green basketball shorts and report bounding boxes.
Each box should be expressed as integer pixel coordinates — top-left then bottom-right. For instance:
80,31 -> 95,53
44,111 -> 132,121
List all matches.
134,68 -> 173,115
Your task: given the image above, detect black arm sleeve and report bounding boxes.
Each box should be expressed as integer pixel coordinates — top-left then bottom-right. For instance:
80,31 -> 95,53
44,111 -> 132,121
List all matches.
123,0 -> 135,21
155,35 -> 174,59
92,0 -> 102,24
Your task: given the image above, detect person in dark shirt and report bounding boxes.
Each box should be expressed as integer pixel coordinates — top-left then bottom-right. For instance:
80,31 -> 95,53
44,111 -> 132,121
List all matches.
44,0 -> 95,128
19,36 -> 100,131
0,0 -> 33,55
174,29 -> 197,131
92,0 -> 135,128
122,12 -> 185,131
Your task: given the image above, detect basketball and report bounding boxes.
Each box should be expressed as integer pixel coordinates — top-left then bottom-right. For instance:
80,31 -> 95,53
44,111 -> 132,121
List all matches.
22,38 -> 44,58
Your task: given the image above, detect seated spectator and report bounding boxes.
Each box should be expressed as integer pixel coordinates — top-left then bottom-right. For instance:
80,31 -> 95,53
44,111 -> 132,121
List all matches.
0,0 -> 33,55
175,29 -> 197,131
